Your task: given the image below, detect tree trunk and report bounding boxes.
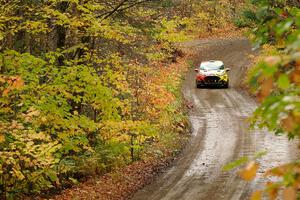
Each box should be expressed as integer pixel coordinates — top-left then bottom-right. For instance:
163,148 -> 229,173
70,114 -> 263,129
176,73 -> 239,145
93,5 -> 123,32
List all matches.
56,1 -> 69,65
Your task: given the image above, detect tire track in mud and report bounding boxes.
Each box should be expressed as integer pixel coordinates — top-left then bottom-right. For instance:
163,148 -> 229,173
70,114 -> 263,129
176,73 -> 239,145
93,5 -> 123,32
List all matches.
132,38 -> 298,200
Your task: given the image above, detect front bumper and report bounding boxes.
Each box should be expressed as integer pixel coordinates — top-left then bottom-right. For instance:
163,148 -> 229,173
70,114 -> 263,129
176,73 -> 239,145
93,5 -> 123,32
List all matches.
197,75 -> 228,86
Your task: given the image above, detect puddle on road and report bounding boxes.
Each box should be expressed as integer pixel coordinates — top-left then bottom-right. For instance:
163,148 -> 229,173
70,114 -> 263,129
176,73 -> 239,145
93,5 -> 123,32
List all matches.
189,115 -> 205,136
185,110 -> 238,180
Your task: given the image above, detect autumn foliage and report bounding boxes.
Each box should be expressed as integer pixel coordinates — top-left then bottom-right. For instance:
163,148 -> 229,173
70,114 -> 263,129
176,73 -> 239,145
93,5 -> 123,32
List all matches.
0,1 -> 194,198
0,0 -> 242,198
233,0 -> 300,199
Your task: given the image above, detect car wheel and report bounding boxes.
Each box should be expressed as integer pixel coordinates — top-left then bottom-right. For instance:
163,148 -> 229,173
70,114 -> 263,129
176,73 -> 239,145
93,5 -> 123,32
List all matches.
196,81 -> 201,88
224,82 -> 229,88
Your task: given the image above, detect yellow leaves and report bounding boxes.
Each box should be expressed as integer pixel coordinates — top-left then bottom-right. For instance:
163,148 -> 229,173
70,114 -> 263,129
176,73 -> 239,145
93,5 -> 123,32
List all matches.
23,107 -> 41,122
41,117 -> 48,123
0,76 -> 5,83
0,134 -> 5,143
43,7 -> 71,26
156,17 -> 189,43
0,31 -> 4,41
100,120 -> 156,142
0,125 -> 62,193
22,20 -> 49,34
239,161 -> 259,181
250,191 -> 262,200
12,168 -> 25,181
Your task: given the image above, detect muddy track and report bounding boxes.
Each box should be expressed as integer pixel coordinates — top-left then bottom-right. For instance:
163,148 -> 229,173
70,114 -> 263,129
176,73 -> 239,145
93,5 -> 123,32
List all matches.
131,38 -> 299,200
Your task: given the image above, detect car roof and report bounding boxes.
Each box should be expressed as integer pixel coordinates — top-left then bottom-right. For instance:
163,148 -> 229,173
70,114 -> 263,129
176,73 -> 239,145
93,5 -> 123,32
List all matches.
200,60 -> 224,68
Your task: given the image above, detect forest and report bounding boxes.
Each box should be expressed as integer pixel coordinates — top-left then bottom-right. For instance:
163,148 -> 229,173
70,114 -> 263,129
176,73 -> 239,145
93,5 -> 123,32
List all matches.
0,0 -> 299,199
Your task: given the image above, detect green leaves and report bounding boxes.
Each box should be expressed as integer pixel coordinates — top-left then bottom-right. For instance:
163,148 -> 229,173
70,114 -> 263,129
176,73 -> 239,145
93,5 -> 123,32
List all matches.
245,0 -> 300,136
275,19 -> 294,36
223,156 -> 249,171
277,74 -> 290,89
240,0 -> 300,198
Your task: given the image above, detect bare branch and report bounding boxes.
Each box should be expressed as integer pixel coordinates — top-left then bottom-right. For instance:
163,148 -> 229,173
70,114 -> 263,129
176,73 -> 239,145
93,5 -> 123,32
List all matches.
98,0 -> 154,19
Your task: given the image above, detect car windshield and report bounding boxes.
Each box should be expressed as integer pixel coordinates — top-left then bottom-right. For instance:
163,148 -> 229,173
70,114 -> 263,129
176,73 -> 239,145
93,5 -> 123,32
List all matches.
200,62 -> 224,70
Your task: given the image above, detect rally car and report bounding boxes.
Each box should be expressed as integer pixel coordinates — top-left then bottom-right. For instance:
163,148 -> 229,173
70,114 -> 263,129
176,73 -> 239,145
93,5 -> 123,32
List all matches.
195,60 -> 230,88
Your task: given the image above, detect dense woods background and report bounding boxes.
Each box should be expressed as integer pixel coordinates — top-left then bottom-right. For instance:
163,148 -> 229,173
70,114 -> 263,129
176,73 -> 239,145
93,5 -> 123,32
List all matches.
5,0 -> 300,199
0,0 -> 242,198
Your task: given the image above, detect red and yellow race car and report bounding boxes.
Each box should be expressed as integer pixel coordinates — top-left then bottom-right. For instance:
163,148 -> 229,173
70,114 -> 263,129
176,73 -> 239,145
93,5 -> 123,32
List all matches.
195,60 -> 230,88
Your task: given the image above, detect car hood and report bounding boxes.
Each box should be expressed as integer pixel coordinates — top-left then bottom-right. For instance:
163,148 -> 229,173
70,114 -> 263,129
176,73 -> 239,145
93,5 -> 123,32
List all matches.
199,70 -> 226,76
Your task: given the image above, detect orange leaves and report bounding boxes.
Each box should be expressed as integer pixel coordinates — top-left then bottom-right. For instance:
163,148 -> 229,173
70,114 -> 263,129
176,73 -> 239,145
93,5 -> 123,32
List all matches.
265,183 -> 296,200
281,114 -> 297,132
290,59 -> 300,86
2,89 -> 10,96
250,53 -> 300,135
254,56 -> 283,102
283,187 -> 296,200
254,55 -> 300,102
266,182 -> 279,200
239,161 -> 259,181
247,162 -> 299,200
1,76 -> 24,96
280,111 -> 300,133
266,164 -> 291,177
139,58 -> 188,119
262,163 -> 300,200
290,70 -> 300,85
257,77 -> 274,102
11,76 -> 24,89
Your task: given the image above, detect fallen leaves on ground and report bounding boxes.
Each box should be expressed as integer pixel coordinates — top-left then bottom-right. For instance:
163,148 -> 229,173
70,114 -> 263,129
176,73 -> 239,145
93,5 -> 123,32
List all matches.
42,158 -> 174,200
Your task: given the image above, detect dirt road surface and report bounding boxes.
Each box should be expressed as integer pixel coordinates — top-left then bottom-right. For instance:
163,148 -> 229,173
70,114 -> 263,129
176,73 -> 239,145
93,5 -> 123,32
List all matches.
131,38 -> 299,200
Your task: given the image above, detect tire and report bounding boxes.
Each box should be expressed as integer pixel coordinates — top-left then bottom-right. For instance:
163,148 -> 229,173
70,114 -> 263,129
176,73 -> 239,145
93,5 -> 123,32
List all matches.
224,82 -> 229,88
196,81 -> 203,88
196,80 -> 200,88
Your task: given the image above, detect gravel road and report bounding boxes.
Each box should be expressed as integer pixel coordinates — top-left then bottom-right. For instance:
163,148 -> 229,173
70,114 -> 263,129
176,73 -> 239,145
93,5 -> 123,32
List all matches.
131,38 -> 299,200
